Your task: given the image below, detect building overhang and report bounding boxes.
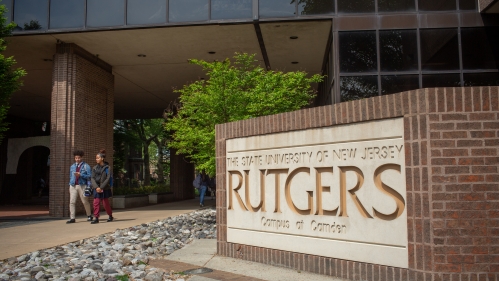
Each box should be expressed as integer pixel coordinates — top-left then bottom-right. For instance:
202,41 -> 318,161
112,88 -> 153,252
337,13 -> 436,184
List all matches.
5,20 -> 332,121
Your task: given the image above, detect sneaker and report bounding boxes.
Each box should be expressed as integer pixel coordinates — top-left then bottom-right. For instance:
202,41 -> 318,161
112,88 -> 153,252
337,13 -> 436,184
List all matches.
87,216 -> 93,221
107,216 -> 113,222
91,218 -> 99,224
66,219 -> 75,224
200,203 -> 204,207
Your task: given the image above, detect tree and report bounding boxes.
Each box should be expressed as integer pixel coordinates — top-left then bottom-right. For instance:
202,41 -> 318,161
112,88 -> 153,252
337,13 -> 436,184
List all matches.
151,127 -> 170,184
128,119 -> 165,186
165,53 -> 323,176
0,4 -> 26,144
113,120 -> 141,187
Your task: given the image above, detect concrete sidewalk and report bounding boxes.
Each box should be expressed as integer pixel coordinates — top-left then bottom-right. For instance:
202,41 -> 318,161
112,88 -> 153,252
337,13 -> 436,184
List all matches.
0,199 -> 209,260
150,239 -> 345,281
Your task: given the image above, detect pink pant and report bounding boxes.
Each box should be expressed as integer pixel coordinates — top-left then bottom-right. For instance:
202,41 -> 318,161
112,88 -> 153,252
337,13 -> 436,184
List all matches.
93,198 -> 112,218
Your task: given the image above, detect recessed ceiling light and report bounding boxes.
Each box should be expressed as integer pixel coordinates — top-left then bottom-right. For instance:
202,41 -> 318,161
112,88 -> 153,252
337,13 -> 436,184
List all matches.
137,54 -> 146,57
43,59 -> 52,62
290,36 -> 298,39
291,62 -> 299,64
208,51 -> 216,54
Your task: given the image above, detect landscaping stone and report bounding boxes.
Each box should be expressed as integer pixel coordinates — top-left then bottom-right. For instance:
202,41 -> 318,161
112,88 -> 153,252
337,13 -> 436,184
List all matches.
0,208 -> 216,281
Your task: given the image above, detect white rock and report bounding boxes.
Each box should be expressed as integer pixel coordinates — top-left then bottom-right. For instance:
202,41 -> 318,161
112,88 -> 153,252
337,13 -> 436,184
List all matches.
35,271 -> 45,279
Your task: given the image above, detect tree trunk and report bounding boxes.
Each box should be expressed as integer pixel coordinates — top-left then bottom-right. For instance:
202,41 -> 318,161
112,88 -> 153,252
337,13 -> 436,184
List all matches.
156,140 -> 165,184
143,141 -> 151,186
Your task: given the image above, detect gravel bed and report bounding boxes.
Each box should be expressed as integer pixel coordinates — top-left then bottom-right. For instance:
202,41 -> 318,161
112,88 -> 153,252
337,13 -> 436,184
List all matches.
0,208 -> 216,281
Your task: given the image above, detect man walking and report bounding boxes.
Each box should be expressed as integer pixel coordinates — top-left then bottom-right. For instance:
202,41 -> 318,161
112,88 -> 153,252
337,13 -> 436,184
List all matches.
67,150 -> 93,224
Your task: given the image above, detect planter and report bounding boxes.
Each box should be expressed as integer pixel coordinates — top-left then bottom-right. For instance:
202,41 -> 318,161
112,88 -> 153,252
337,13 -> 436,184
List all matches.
149,192 -> 174,204
113,194 -> 149,209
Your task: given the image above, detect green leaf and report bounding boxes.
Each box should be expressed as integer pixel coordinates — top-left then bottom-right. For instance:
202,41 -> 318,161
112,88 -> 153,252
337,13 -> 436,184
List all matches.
166,53 -> 323,176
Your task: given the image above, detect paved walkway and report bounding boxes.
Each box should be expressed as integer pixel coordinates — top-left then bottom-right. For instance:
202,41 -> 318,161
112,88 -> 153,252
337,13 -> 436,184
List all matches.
0,204 -> 49,219
151,239 -> 343,281
0,199 -> 208,260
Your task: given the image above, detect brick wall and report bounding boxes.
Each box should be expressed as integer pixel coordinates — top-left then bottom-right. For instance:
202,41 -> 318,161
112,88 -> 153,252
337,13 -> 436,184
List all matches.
50,43 -> 114,217
215,87 -> 499,280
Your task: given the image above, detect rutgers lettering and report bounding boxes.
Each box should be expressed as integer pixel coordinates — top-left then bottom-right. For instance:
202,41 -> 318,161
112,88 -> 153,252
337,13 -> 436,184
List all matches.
228,164 -> 405,221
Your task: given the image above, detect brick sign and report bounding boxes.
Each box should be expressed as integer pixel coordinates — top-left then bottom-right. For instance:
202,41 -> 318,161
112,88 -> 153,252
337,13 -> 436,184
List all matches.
226,118 -> 408,268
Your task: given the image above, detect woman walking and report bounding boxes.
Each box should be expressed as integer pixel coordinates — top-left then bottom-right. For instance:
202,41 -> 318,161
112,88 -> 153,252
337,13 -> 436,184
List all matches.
90,149 -> 113,224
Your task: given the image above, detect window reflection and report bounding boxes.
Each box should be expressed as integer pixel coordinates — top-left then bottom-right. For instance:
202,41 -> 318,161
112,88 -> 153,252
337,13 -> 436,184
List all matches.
14,0 -> 48,31
422,74 -> 461,88
212,0 -> 252,20
340,76 -> 378,101
381,75 -> 419,95
127,0 -> 166,25
50,0 -> 84,29
337,0 -> 375,13
297,0 -> 334,15
379,29 -> 418,71
461,27 -> 499,70
418,0 -> 456,11
378,0 -> 415,12
259,0 -> 295,18
87,0 -> 125,27
169,0 -> 209,22
459,0 -> 476,10
420,29 -> 459,71
2,0 -> 12,23
339,31 -> 377,73
464,73 -> 499,86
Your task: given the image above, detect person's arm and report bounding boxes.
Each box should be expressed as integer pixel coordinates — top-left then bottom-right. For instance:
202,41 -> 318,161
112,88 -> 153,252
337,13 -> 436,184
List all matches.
100,168 -> 111,190
91,167 -> 98,188
81,164 -> 91,181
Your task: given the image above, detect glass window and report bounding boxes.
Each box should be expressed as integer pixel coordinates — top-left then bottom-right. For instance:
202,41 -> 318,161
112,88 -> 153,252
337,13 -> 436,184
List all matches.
1,0 -> 12,23
461,27 -> 499,70
49,0 -> 84,29
418,0 -> 456,11
464,72 -> 499,86
340,76 -> 379,101
127,0 -> 166,25
379,29 -> 418,71
381,75 -> 419,95
14,0 -> 48,30
339,31 -> 377,73
259,0 -> 295,18
420,29 -> 459,71
459,0 -> 476,10
378,0 -> 415,12
212,0 -> 252,20
298,0 -> 334,15
87,0 -> 125,27
169,0 -> 209,22
337,0 -> 375,13
423,74 -> 461,88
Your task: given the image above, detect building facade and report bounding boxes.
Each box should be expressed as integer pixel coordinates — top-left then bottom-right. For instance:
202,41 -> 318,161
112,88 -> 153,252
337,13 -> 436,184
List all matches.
0,0 -> 498,279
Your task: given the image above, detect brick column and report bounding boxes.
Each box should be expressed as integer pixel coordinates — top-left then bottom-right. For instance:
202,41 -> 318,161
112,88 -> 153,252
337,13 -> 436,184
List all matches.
49,43 -> 114,217
170,149 -> 195,201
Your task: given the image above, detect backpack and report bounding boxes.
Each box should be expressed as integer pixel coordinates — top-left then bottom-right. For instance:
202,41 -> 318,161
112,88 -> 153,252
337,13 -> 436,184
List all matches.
193,174 -> 201,189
